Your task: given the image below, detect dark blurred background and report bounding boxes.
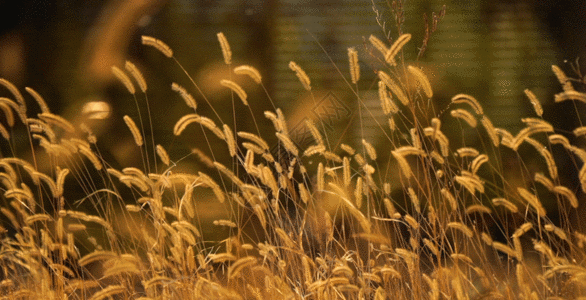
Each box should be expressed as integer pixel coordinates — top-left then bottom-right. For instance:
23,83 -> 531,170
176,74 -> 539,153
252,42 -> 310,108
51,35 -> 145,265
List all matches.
1,0 -> 585,167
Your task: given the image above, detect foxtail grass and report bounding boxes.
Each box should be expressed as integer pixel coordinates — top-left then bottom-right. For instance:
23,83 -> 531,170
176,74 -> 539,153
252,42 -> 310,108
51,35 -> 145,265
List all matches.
1,7 -> 586,300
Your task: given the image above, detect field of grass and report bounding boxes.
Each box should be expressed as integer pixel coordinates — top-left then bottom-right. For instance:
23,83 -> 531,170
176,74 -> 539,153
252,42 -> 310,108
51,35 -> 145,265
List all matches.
1,2 -> 586,299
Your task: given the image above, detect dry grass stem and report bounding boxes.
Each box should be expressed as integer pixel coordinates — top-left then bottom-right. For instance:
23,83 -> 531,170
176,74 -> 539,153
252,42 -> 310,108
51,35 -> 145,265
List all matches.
123,115 -> 143,146
111,66 -> 135,94
217,32 -> 232,65
141,35 -> 173,57
234,65 -> 262,84
407,65 -> 432,98
348,47 -> 360,84
125,61 -> 147,92
288,61 -> 311,91
378,71 -> 409,105
220,79 -> 248,106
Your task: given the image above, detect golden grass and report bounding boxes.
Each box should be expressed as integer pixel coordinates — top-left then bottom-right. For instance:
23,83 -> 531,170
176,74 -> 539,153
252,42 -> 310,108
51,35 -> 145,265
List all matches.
1,5 -> 586,300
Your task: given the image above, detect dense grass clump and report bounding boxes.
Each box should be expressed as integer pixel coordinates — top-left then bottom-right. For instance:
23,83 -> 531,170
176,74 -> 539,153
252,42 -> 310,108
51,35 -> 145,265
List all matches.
1,6 -> 586,300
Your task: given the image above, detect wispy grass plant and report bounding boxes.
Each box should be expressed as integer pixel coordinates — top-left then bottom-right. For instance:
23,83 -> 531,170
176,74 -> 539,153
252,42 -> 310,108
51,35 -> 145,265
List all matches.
1,3 -> 586,300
